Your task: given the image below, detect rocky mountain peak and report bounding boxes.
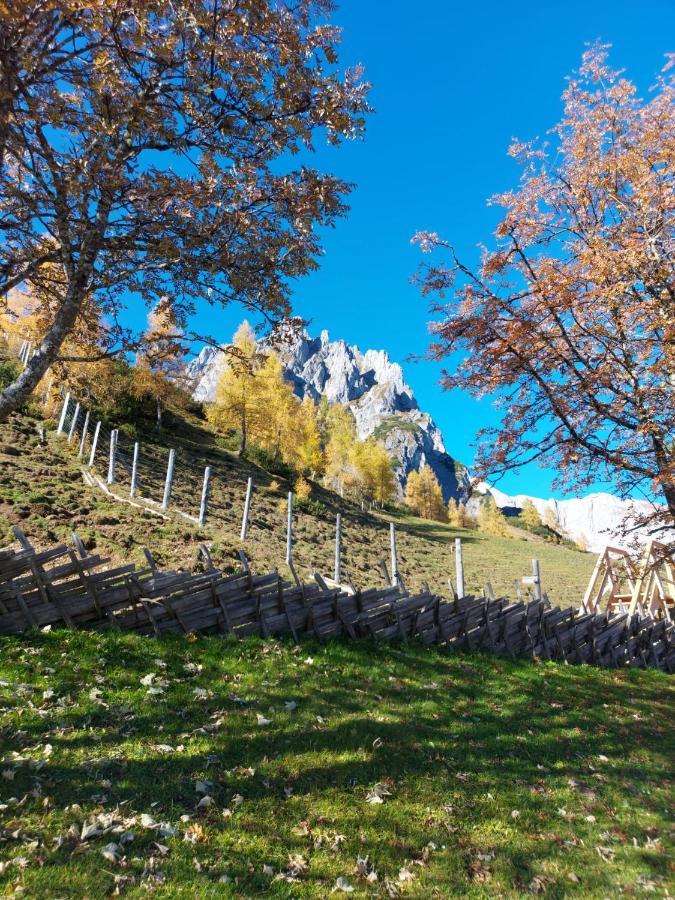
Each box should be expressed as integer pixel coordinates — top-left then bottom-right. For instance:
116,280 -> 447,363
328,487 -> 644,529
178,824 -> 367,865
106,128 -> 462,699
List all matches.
186,326 -> 469,502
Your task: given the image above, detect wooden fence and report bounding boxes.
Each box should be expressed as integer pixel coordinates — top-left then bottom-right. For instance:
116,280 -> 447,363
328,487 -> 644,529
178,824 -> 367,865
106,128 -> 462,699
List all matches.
1,529 -> 672,672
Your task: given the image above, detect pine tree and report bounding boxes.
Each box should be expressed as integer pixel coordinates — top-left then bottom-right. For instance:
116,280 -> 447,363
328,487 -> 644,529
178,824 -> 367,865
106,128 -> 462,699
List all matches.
477,495 -> 510,537
405,466 -> 446,521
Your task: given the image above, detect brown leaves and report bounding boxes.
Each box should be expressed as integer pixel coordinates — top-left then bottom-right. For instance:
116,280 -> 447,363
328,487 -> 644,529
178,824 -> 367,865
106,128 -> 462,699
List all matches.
413,45 -> 675,524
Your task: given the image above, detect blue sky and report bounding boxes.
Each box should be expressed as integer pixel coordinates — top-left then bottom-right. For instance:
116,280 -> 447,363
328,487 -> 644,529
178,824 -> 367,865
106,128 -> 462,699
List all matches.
181,0 -> 674,500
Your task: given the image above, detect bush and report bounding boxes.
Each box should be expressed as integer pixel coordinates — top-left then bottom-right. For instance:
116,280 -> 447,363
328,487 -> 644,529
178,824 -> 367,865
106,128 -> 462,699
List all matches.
295,496 -> 330,519
0,358 -> 20,391
247,444 -> 295,480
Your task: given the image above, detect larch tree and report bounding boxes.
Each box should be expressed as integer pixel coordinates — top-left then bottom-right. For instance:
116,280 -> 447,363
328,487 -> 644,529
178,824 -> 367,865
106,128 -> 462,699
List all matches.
0,0 -> 371,419
519,498 -> 542,530
447,497 -> 468,528
207,322 -> 261,456
413,46 -> 674,533
477,495 -> 510,537
351,438 -> 395,506
133,303 -> 188,432
405,466 -> 446,521
323,402 -> 357,496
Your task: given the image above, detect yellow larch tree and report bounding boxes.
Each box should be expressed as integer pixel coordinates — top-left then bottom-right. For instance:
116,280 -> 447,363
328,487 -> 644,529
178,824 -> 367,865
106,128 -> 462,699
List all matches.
405,466 -> 447,521
477,495 -> 510,537
207,322 -> 262,456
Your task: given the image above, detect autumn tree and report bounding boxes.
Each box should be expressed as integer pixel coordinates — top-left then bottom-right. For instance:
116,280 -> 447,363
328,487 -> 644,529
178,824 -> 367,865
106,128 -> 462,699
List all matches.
519,499 -> 542,530
405,466 -> 446,521
207,323 -> 261,456
351,438 -> 396,505
477,495 -> 510,537
447,497 -> 469,528
324,403 -> 357,497
133,304 -> 188,431
0,1 -> 371,419
414,46 -> 675,532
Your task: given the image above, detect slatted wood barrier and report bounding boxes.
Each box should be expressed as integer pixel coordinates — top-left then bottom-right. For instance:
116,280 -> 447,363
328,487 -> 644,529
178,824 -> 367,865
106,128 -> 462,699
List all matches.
1,529 -> 673,672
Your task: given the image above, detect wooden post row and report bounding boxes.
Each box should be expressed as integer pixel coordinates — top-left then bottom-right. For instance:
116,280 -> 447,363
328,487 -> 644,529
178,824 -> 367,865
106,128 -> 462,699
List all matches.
130,442 -> 140,498
67,402 -> 81,442
78,411 -> 90,458
286,491 -> 293,565
57,391 -> 71,435
390,522 -> 398,587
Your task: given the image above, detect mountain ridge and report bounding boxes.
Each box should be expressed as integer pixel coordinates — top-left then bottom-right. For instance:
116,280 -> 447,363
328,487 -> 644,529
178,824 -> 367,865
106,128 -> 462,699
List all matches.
186,324 -> 669,553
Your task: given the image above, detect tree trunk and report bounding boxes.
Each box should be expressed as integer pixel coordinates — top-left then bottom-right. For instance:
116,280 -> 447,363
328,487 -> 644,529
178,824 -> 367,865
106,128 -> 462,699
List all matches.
239,416 -> 247,457
155,398 -> 163,433
0,275 -> 89,420
652,436 -> 675,520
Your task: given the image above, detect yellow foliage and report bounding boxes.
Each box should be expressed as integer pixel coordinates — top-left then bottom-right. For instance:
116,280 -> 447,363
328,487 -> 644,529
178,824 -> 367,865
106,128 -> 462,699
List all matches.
405,467 -> 447,521
519,498 -> 542,529
295,476 -> 311,500
477,495 -> 510,537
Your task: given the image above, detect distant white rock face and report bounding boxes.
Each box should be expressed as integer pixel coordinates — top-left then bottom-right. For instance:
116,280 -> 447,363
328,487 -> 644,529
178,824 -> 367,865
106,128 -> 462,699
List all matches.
185,328 -> 470,502
474,483 -> 672,553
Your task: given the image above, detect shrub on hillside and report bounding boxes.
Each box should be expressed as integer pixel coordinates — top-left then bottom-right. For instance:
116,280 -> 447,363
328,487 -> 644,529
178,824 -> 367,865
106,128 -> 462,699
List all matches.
247,444 -> 295,480
295,496 -> 330,519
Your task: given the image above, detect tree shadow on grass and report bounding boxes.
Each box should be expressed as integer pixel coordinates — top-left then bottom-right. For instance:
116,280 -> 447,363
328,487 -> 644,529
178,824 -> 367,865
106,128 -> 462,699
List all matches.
0,634 -> 672,896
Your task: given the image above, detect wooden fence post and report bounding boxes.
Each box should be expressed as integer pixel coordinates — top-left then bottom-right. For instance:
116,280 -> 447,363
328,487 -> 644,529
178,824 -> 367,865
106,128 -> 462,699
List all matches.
240,476 -> 253,541
199,466 -> 211,526
130,442 -> 140,498
455,537 -> 465,598
532,558 -> 542,602
334,513 -> 342,584
286,491 -> 293,565
57,391 -> 71,435
390,522 -> 398,587
67,402 -> 81,442
107,429 -> 118,484
78,410 -> 90,458
161,448 -> 176,509
88,420 -> 101,467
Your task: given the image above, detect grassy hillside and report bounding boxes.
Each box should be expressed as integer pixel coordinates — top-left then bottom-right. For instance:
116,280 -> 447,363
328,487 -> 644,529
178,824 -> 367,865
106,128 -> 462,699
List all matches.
0,405 -> 595,605
0,630 -> 672,898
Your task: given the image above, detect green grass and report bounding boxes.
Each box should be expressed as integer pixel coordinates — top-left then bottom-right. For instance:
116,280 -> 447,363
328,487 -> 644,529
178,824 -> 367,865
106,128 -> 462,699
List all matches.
0,630 -> 672,898
0,407 -> 595,605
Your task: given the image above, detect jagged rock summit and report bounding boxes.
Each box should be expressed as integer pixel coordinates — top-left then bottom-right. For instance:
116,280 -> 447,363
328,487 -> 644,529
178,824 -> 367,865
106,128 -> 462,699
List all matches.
186,325 -> 670,554
186,327 -> 470,502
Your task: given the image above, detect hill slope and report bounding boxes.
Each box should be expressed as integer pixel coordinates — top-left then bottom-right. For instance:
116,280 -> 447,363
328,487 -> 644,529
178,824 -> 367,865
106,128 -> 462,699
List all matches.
0,406 -> 594,605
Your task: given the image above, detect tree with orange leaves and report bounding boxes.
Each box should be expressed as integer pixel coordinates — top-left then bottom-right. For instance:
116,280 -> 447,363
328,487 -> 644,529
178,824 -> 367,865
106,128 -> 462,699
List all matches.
414,45 -> 675,533
0,1 -> 371,419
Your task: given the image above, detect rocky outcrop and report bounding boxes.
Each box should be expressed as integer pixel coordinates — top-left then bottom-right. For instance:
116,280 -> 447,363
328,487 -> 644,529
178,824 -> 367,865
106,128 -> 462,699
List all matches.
186,329 -> 470,502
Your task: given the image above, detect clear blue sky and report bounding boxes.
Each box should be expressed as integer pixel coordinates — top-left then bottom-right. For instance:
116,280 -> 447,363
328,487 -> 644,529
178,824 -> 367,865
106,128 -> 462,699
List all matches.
183,0 -> 674,500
